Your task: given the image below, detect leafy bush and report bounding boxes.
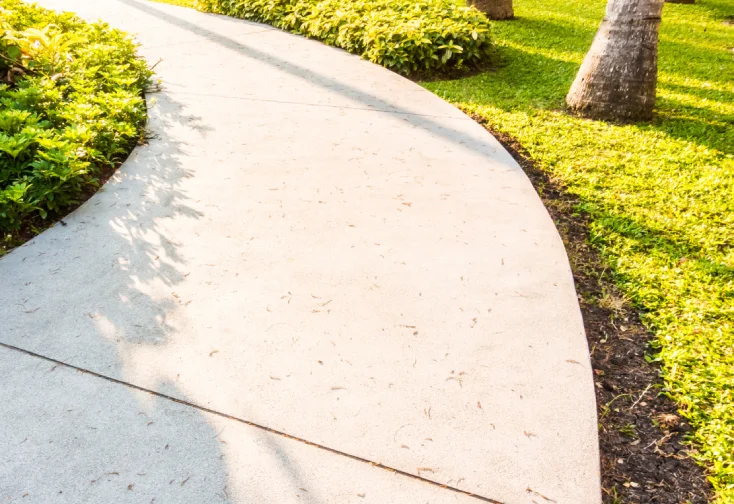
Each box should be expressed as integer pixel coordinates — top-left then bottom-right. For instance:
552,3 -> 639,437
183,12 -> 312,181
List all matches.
196,0 -> 492,74
0,0 -> 151,234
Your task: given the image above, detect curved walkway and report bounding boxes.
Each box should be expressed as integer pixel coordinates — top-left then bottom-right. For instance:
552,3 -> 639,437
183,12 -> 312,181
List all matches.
0,1 -> 600,503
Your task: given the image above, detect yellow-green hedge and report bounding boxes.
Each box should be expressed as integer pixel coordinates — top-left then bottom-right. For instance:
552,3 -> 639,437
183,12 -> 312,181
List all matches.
197,0 -> 492,74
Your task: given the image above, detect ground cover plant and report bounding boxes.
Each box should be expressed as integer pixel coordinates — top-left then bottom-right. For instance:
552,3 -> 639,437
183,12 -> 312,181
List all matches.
0,0 -> 151,254
422,0 -> 733,500
196,0 -> 493,74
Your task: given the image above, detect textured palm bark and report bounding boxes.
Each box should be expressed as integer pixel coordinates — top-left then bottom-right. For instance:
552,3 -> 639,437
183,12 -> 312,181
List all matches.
566,0 -> 664,121
467,0 -> 514,20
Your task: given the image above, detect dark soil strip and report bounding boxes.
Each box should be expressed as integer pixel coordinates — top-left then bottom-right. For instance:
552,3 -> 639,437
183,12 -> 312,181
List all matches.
467,113 -> 712,504
407,58 -> 497,83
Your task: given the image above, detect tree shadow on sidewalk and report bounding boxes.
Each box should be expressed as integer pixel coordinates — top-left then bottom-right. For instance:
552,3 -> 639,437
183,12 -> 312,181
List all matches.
0,83 -> 324,504
116,0 -> 513,162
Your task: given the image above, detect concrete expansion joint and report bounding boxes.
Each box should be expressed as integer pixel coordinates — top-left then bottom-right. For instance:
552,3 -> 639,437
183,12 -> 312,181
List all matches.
0,341 -> 505,504
161,89 -> 474,120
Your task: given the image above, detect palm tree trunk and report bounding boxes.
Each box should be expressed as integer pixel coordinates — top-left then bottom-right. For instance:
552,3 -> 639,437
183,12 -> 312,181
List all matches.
467,0 -> 514,20
566,0 -> 664,121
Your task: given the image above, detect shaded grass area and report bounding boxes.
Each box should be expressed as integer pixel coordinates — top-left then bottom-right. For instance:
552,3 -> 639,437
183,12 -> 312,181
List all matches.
422,0 -> 733,500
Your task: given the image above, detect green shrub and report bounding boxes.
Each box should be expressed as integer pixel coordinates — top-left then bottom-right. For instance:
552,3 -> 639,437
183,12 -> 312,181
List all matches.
196,0 -> 492,74
0,0 -> 151,233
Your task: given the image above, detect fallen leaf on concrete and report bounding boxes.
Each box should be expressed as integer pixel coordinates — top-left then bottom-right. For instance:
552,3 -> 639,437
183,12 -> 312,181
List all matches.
445,376 -> 463,387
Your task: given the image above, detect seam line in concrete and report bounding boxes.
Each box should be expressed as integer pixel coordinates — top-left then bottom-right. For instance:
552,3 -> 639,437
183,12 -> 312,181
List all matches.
0,340 -> 504,504
160,90 -> 472,120
143,28 -> 277,50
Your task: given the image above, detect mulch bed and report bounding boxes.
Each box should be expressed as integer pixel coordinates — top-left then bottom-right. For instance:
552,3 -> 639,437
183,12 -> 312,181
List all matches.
467,114 -> 712,504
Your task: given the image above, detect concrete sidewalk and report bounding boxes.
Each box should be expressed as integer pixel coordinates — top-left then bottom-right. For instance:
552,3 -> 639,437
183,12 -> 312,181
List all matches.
0,1 -> 601,502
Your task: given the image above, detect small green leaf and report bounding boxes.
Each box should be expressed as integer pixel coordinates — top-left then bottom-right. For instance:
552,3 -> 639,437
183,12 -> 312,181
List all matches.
7,45 -> 22,60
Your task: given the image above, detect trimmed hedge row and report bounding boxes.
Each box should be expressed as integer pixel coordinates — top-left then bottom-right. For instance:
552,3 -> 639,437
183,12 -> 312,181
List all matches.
197,0 -> 493,74
0,0 -> 151,234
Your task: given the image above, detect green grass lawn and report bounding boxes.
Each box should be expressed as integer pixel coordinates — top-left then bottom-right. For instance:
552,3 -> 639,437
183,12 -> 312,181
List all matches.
142,0 -> 734,499
421,0 -> 733,499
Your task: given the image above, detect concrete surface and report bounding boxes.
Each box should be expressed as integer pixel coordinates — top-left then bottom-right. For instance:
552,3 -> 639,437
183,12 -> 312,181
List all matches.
0,1 -> 601,503
0,346 -> 479,504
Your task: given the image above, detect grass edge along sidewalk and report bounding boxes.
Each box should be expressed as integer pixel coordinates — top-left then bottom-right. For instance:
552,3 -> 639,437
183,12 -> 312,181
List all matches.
423,0 -> 732,500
